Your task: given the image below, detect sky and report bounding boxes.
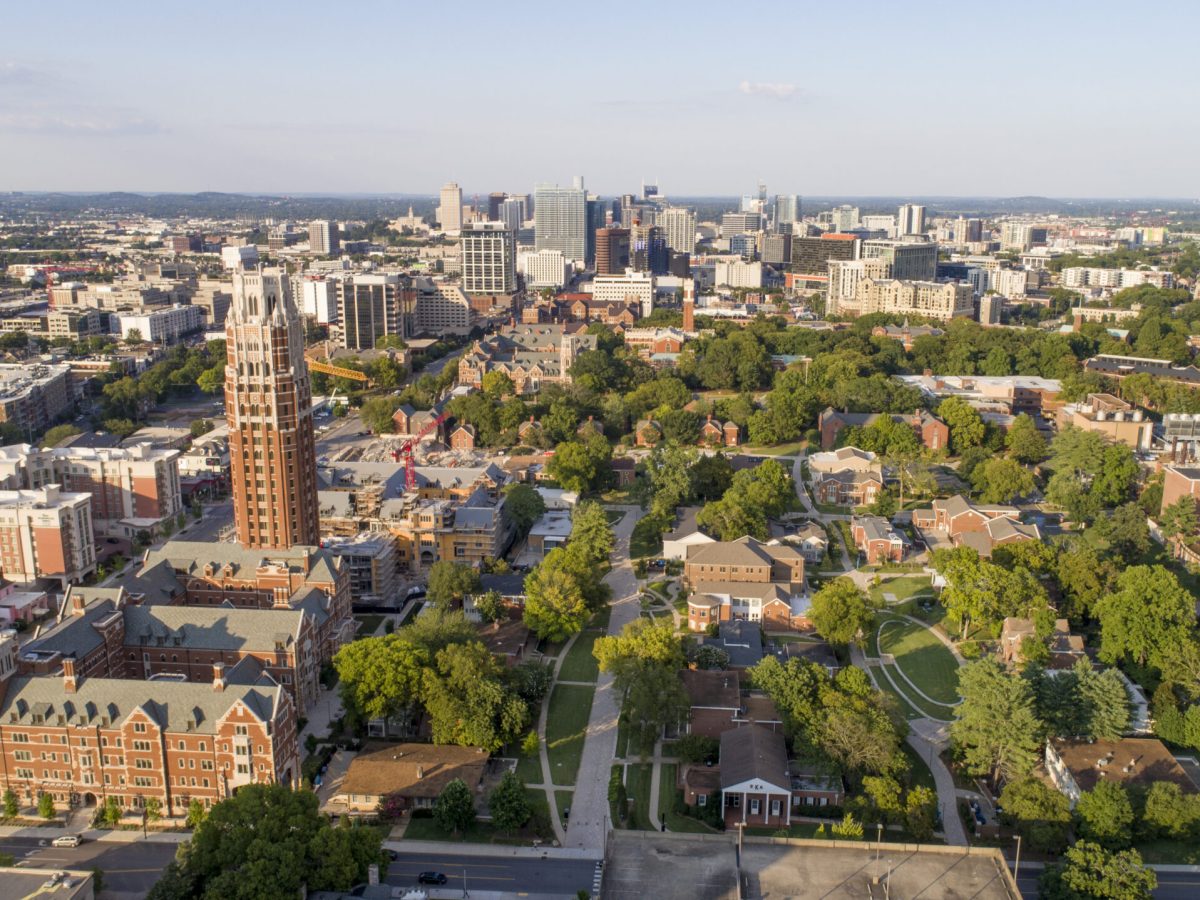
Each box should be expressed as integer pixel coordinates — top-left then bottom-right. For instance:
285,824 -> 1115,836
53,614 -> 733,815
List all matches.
1,0 -> 1197,198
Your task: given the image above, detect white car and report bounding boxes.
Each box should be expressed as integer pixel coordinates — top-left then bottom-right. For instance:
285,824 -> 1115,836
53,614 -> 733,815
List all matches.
51,835 -> 81,848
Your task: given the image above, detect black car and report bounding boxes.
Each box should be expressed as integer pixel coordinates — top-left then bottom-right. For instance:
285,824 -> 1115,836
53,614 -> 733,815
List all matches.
384,849 -> 399,861
418,872 -> 448,885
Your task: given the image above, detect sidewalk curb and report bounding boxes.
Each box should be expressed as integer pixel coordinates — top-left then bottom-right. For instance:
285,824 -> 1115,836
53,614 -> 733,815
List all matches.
384,838 -> 599,861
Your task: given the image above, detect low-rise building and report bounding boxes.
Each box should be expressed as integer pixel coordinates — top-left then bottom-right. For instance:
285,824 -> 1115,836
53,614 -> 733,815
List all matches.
0,485 -> 95,586
912,495 -> 1040,557
331,741 -> 487,815
322,533 -> 399,605
1045,737 -> 1197,807
526,510 -> 572,558
699,416 -> 740,447
112,304 -> 204,344
1055,394 -> 1152,451
817,408 -> 948,451
457,324 -> 596,395
813,469 -> 884,507
662,507 -> 714,561
850,516 -> 905,565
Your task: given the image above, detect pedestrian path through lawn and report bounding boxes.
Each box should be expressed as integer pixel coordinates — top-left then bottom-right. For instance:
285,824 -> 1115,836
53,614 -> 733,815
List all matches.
877,618 -> 962,708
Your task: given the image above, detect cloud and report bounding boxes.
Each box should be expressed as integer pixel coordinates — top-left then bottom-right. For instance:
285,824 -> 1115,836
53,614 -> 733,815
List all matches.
0,112 -> 165,136
738,80 -> 800,100
0,61 -> 53,89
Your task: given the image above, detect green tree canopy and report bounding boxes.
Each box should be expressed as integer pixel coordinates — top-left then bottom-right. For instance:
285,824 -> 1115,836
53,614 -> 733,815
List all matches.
808,578 -> 876,646
433,779 -> 476,837
952,658 -> 1041,785
1039,841 -> 1156,900
333,634 -> 429,722
503,483 -> 546,537
1095,565 -> 1196,668
426,561 -> 482,609
1005,413 -> 1048,464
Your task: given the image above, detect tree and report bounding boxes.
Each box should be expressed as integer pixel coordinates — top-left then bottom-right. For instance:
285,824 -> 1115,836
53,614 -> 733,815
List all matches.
145,796 -> 163,823
830,813 -> 864,839
423,642 -> 529,751
400,607 -> 477,655
523,554 -> 590,642
952,658 -> 1041,785
433,779 -> 476,837
38,793 -> 54,820
1005,413 -> 1048,464
185,798 -> 206,829
333,634 -> 429,722
2,789 -> 17,818
504,483 -> 546,537
99,797 -> 122,828
125,328 -> 144,344
935,547 -> 1049,639
904,786 -> 938,841
1039,841 -> 1156,900
546,435 -> 611,494
809,578 -> 876,646
1095,565 -> 1196,667
474,589 -> 506,626
999,776 -> 1072,854
570,501 -> 614,565
482,370 -> 516,399
1160,496 -> 1198,544
488,772 -> 531,834
622,662 -> 690,756
594,619 -> 685,678
42,423 -> 81,447
1076,781 -> 1134,849
970,456 -> 1035,504
359,396 -> 401,435
675,734 -> 720,765
188,419 -> 214,440
196,366 -> 224,394
426,561 -> 482,610
938,396 -> 986,453
1142,781 -> 1200,840
1099,502 -> 1150,559
691,453 -> 733,501
149,784 -> 382,900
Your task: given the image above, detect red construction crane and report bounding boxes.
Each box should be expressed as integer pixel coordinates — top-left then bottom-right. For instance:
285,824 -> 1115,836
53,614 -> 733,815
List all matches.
391,412 -> 447,490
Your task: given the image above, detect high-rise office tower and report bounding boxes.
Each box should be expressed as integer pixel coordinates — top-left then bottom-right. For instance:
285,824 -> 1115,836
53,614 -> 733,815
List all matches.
534,182 -> 587,263
487,193 -> 507,221
773,195 -> 801,232
630,222 -> 667,274
438,182 -> 463,233
308,220 -> 339,255
226,268 -> 320,550
500,196 -> 526,232
897,204 -> 927,235
956,217 -> 983,244
461,222 -> 517,294
861,238 -> 938,281
721,212 -> 762,238
336,274 -> 406,350
660,207 -> 697,254
595,228 -> 631,276
586,195 -> 607,268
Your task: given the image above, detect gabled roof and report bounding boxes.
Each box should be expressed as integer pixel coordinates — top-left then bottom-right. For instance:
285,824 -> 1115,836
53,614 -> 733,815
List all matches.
337,742 -> 489,800
680,669 -> 741,710
686,536 -> 776,568
720,725 -> 790,791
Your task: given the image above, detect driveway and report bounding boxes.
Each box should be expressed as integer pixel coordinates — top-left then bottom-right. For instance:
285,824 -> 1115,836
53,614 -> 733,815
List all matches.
563,505 -> 641,851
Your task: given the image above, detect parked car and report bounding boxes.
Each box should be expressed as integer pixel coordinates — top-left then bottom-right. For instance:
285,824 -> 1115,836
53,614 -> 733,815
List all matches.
51,835 -> 81,848
417,872 -> 447,885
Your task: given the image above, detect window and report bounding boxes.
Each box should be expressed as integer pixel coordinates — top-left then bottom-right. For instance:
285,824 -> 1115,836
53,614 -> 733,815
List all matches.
201,760 -> 213,771
236,763 -> 249,775
135,759 -> 152,769
14,751 -> 30,762
134,776 -> 153,787
698,794 -> 707,807
133,723 -> 147,734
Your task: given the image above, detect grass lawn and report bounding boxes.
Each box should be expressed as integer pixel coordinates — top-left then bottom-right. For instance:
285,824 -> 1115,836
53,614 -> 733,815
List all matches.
900,741 -> 937,792
545,684 -> 595,787
615,720 -> 629,759
558,630 -> 601,682
878,659 -> 956,721
625,763 -> 654,831
1135,838 -> 1200,864
741,441 -> 806,457
867,575 -> 933,607
767,633 -> 822,644
659,763 -> 716,834
630,517 -> 663,559
355,614 -> 384,636
878,620 -> 961,706
872,665 -> 924,720
514,745 -> 543,784
647,580 -> 672,600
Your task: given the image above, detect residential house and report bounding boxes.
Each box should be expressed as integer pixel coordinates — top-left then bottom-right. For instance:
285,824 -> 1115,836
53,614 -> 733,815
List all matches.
526,510 -> 572,557
635,419 -> 662,447
683,537 -> 807,631
1000,617 -> 1087,669
331,742 -> 488,815
813,469 -> 884,507
912,495 -> 1040,557
1045,737 -> 1197,808
700,620 -> 763,669
662,507 -> 714,561
610,457 -> 636,487
771,639 -> 841,678
699,416 -> 740,447
783,522 -> 828,564
851,516 -> 906,565
817,408 -> 949,451
449,424 -> 476,451
807,446 -> 878,475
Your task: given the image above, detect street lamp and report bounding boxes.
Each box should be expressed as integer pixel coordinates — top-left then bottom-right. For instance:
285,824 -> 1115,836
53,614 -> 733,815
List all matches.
1012,833 -> 1022,885
876,822 -> 883,867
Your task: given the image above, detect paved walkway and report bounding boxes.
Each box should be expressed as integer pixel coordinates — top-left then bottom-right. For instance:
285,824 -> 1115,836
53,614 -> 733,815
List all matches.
534,626 -> 580,846
564,505 -> 641,851
906,730 -> 967,846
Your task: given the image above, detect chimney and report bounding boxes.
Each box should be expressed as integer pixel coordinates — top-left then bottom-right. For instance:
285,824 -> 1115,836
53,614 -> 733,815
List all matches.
212,661 -> 226,692
62,656 -> 77,694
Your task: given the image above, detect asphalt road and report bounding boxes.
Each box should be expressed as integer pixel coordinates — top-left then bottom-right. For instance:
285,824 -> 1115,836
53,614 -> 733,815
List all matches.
382,850 -> 597,896
1014,866 -> 1200,899
0,835 -> 178,897
179,499 -> 234,543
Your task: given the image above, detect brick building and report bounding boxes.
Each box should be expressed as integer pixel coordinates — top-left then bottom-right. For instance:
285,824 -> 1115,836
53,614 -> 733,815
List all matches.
817,407 -> 949,451
0,638 -> 298,817
0,485 -> 96,587
850,516 -> 906,565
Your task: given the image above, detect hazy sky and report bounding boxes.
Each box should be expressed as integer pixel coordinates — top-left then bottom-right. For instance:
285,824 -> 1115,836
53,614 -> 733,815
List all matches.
2,1 -> 1197,197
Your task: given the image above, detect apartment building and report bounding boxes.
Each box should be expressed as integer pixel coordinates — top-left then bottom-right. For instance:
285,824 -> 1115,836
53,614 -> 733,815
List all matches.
461,223 -> 517,295
113,304 -> 205,344
590,271 -> 655,317
336,274 -> 405,350
683,537 -> 806,632
1061,267 -> 1174,291
534,183 -> 587,263
0,364 -> 74,435
912,495 -> 1040,557
0,640 -> 299,816
0,485 -> 95,586
860,239 -> 938,281
19,585 -> 324,712
0,443 -> 181,534
410,278 -> 471,333
833,278 -> 973,321
519,249 -> 570,289
308,220 -> 340,256
322,533 -> 398,604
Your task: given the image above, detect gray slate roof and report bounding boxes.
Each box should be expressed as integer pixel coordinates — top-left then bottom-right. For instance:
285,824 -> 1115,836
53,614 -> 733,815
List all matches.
720,724 -> 790,791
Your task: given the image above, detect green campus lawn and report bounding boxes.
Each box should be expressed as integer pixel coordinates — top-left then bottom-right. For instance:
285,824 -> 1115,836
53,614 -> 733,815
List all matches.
873,667 -> 923,721
877,659 -> 956,721
630,519 -> 663,559
741,441 -> 807,457
545,685 -> 595,786
514,744 -> 543,784
867,575 -> 934,607
900,741 -> 937,792
558,630 -> 601,683
354,614 -> 384,636
403,791 -> 554,845
624,763 -> 654,831
878,620 -> 961,707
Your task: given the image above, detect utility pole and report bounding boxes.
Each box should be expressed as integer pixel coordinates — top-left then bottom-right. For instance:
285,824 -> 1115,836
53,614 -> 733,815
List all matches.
1013,834 -> 1022,885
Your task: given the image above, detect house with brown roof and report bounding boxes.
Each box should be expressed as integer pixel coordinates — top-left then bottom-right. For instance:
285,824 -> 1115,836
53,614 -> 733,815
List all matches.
683,537 -> 807,631
1000,617 -> 1087,668
700,416 -> 740,447
331,742 -> 489,815
450,424 -> 476,451
635,419 -> 662,447
610,456 -> 636,487
807,446 -> 879,475
813,469 -> 884,507
1045,737 -> 1197,807
913,495 -> 1040,558
681,669 -> 785,739
851,516 -> 906,564
517,417 -> 543,445
817,407 -> 949,451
